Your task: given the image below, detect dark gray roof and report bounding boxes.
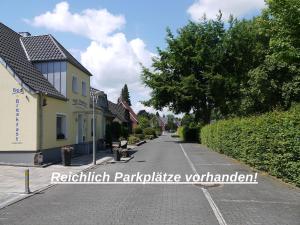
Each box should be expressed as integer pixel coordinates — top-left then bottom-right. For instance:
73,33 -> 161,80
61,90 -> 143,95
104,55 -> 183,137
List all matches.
108,101 -> 129,123
0,23 -> 65,99
90,87 -> 115,118
20,34 -> 92,76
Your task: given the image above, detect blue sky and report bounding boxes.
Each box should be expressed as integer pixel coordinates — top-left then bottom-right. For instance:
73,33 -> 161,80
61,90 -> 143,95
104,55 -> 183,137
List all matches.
1,0 -> 193,53
1,0 -> 265,114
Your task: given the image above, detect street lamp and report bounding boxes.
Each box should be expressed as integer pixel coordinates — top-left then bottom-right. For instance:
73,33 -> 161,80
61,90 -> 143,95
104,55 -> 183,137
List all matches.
92,91 -> 101,165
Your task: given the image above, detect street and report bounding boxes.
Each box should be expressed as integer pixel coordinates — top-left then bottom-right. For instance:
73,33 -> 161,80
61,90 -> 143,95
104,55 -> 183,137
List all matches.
0,134 -> 299,225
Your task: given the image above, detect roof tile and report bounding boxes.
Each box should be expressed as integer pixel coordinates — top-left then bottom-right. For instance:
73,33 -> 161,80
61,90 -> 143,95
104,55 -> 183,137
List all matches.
0,23 -> 65,99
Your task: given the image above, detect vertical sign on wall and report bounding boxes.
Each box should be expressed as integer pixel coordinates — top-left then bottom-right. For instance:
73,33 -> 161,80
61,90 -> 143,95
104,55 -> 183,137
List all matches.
12,88 -> 23,144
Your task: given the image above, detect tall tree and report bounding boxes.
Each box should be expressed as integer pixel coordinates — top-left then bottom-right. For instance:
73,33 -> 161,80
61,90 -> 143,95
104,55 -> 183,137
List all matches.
121,84 -> 132,106
241,0 -> 300,113
141,2 -> 299,123
137,110 -> 150,118
142,13 -> 226,124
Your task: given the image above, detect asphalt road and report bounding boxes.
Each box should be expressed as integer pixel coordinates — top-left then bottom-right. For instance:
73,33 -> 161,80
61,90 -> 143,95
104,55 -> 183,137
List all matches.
0,134 -> 299,225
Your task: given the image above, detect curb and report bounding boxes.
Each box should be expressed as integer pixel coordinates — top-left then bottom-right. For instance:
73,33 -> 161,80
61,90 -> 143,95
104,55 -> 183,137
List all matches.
109,155 -> 134,164
136,140 -> 147,146
0,156 -> 113,211
0,162 -> 53,168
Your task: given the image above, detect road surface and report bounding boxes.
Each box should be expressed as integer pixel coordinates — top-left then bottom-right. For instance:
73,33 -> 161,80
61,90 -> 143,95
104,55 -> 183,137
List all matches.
0,134 -> 299,225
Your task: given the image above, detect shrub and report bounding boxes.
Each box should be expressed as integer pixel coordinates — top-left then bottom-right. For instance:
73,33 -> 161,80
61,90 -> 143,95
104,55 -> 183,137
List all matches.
128,135 -> 140,145
177,126 -> 184,139
155,128 -> 162,136
177,126 -> 200,142
145,135 -> 155,140
143,127 -> 156,137
134,133 -> 145,140
201,104 -> 300,186
133,126 -> 143,134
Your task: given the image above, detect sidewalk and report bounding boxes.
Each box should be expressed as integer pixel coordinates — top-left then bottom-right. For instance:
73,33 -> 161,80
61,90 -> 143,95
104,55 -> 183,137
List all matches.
0,152 -> 113,209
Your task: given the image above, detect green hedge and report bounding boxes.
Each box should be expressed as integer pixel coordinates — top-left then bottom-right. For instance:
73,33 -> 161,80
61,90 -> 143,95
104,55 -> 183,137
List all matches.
128,135 -> 140,145
201,105 -> 300,186
177,126 -> 200,142
143,127 -> 157,137
134,133 -> 145,140
133,126 -> 143,134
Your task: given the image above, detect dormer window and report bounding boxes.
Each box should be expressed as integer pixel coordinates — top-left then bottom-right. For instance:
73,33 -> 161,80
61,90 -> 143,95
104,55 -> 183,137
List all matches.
34,61 -> 67,96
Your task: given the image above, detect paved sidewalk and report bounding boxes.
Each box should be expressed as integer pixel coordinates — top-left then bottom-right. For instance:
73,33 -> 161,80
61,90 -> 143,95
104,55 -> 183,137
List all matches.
0,152 -> 113,209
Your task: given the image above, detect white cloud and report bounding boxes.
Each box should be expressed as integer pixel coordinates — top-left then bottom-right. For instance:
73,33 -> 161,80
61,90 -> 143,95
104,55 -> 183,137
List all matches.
26,1 -> 167,114
27,1 -> 125,42
187,0 -> 266,21
80,33 -> 155,101
132,102 -> 171,117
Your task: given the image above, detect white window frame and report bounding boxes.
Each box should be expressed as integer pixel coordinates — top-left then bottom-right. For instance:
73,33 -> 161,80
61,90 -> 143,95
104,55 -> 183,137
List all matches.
56,113 -> 68,140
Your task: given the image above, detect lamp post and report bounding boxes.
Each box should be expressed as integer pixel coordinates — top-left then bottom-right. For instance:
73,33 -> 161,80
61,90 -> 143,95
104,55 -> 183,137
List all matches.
92,91 -> 101,165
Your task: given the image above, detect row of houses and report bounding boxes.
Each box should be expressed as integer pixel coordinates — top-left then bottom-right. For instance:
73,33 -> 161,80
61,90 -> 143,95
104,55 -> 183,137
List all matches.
0,23 -> 138,165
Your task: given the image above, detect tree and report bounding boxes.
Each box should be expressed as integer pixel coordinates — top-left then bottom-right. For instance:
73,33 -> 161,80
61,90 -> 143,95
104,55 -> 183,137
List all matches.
166,114 -> 178,131
142,14 -> 226,124
241,0 -> 300,113
181,114 -> 195,127
137,116 -> 150,129
121,84 -> 131,106
137,110 -> 150,118
142,2 -> 299,124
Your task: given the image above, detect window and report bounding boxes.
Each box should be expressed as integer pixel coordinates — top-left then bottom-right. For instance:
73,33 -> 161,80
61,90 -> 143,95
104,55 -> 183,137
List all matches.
54,62 -> 60,92
48,62 -> 54,85
56,114 -> 67,140
82,81 -> 87,96
60,62 -> 67,96
42,63 -> 48,79
34,61 -> 67,97
72,76 -> 78,93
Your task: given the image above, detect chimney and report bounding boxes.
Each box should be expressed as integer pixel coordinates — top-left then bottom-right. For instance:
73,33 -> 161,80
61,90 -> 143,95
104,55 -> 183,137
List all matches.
19,32 -> 31,37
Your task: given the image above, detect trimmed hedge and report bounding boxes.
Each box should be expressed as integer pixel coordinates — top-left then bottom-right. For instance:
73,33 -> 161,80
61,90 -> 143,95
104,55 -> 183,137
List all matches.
201,105 -> 300,186
177,126 -> 200,142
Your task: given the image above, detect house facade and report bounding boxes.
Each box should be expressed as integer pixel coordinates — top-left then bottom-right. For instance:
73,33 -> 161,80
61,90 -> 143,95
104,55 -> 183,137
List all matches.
0,23 -> 111,164
118,98 -> 139,130
108,98 -> 139,135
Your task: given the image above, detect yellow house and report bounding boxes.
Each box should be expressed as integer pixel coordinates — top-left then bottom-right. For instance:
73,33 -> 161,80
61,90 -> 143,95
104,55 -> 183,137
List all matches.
0,23 -> 113,164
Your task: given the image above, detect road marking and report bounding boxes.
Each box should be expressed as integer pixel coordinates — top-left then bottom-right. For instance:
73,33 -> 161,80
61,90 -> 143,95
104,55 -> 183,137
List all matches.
179,143 -> 228,225
219,199 -> 300,205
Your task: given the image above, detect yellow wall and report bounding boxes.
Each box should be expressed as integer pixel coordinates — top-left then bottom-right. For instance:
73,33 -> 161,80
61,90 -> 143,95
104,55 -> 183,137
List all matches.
0,63 -> 38,151
0,61 -> 106,152
41,63 -> 106,150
